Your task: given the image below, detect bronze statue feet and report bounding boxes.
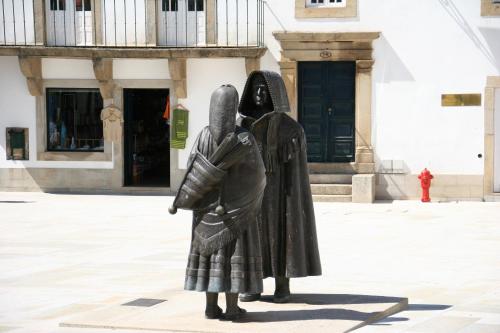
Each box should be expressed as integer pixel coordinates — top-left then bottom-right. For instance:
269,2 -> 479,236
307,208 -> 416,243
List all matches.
273,291 -> 291,303
204,305 -> 223,319
239,293 -> 261,302
223,306 -> 247,321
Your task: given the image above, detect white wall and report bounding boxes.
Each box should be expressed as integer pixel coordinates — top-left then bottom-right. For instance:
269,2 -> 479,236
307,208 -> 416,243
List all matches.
0,57 -> 113,169
495,89 -> 500,192
177,58 -> 247,168
113,59 -> 170,79
42,58 -> 95,79
262,0 -> 500,174
0,56 -> 36,167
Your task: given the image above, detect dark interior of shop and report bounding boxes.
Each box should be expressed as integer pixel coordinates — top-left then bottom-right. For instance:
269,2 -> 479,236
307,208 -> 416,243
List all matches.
124,89 -> 170,187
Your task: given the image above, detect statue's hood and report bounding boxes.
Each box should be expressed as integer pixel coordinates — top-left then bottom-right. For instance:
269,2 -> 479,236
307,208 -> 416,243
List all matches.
238,71 -> 291,117
209,84 -> 238,145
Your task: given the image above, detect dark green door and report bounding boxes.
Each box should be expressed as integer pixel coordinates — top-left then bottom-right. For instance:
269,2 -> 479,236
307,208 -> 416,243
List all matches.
298,61 -> 356,162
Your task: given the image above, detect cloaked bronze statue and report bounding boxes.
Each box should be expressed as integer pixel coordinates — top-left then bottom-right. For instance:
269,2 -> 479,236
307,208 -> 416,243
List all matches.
237,71 -> 322,303
169,84 -> 266,320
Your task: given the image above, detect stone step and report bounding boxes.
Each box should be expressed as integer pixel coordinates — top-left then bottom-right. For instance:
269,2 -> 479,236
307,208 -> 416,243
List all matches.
308,162 -> 356,174
313,194 -> 352,202
311,184 -> 352,195
309,174 -> 352,184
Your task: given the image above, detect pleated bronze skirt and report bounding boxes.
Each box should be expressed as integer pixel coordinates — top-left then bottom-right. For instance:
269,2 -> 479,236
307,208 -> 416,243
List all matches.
184,218 -> 263,294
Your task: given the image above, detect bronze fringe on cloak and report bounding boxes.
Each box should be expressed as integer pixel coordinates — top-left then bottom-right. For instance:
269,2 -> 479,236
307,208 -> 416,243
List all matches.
184,127 -> 266,293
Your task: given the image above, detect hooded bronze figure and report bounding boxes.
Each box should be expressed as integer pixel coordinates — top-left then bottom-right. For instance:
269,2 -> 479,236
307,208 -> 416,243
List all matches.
170,84 -> 266,320
237,71 -> 322,303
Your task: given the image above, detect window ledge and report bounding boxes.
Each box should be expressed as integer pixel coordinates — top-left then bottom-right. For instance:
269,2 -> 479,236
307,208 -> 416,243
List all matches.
296,0 -> 357,18
482,0 -> 500,16
38,151 -> 111,162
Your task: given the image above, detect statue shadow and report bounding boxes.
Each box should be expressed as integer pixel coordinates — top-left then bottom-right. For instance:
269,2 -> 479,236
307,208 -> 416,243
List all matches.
238,294 -> 450,324
258,293 -> 405,305
239,308 -> 408,323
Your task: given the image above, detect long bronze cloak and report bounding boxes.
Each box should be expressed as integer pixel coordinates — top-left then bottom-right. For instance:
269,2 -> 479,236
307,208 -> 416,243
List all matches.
237,70 -> 322,278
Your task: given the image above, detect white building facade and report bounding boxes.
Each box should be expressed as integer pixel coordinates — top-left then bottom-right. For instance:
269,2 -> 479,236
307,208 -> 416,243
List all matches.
0,0 -> 499,202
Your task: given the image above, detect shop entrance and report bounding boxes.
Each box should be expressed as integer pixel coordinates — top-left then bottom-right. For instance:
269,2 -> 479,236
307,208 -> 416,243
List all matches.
124,89 -> 170,187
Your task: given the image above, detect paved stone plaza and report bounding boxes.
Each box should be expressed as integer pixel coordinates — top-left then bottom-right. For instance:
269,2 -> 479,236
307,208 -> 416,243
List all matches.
1,192 -> 500,332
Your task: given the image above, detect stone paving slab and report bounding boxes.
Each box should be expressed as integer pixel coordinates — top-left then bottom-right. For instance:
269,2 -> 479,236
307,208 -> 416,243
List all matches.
60,291 -> 408,333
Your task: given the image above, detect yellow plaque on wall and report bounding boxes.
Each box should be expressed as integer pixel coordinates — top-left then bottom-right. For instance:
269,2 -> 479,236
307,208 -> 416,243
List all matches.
441,94 -> 482,107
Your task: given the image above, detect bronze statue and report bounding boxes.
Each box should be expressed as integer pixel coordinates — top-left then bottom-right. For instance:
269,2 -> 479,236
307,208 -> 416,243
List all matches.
237,71 -> 322,303
169,84 -> 266,320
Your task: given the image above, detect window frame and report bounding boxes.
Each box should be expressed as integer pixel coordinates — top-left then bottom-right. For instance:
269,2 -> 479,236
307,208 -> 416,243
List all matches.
306,0 -> 346,9
76,0 -> 92,12
481,0 -> 500,16
50,0 -> 66,11
296,0 -> 356,18
187,0 -> 204,11
45,87 -> 104,153
162,0 -> 179,12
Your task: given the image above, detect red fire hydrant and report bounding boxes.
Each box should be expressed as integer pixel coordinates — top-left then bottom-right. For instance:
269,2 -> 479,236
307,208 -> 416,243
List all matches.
418,168 -> 433,202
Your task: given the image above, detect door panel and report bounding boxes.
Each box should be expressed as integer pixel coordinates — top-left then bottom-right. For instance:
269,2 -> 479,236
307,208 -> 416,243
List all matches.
158,0 -> 205,46
46,0 -> 93,46
299,61 -> 356,163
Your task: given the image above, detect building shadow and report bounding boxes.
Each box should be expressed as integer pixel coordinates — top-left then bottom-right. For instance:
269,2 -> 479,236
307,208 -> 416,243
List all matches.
373,36 -> 415,84
437,0 -> 498,70
478,27 -> 500,71
365,155 -> 414,200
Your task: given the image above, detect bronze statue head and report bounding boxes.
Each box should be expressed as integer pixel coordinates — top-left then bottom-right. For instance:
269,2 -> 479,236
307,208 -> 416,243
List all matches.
209,84 -> 239,145
252,75 -> 269,107
238,71 -> 291,120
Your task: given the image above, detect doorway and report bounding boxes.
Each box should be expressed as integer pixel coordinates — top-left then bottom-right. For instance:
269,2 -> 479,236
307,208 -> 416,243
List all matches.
124,89 -> 170,187
298,61 -> 356,163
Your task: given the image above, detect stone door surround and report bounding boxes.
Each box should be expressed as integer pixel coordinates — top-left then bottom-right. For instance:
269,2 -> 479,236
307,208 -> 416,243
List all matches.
273,31 -> 380,174
484,76 -> 500,200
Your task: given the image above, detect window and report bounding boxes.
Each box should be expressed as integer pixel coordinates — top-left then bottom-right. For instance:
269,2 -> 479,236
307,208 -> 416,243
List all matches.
297,0 -> 356,18
307,0 -> 346,8
481,0 -> 500,16
162,0 -> 178,11
46,88 -> 104,152
76,0 -> 91,11
50,0 -> 66,11
188,0 -> 203,11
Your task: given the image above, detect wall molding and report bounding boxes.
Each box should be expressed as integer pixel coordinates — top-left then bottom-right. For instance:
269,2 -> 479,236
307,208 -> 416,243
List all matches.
484,76 -> 500,200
